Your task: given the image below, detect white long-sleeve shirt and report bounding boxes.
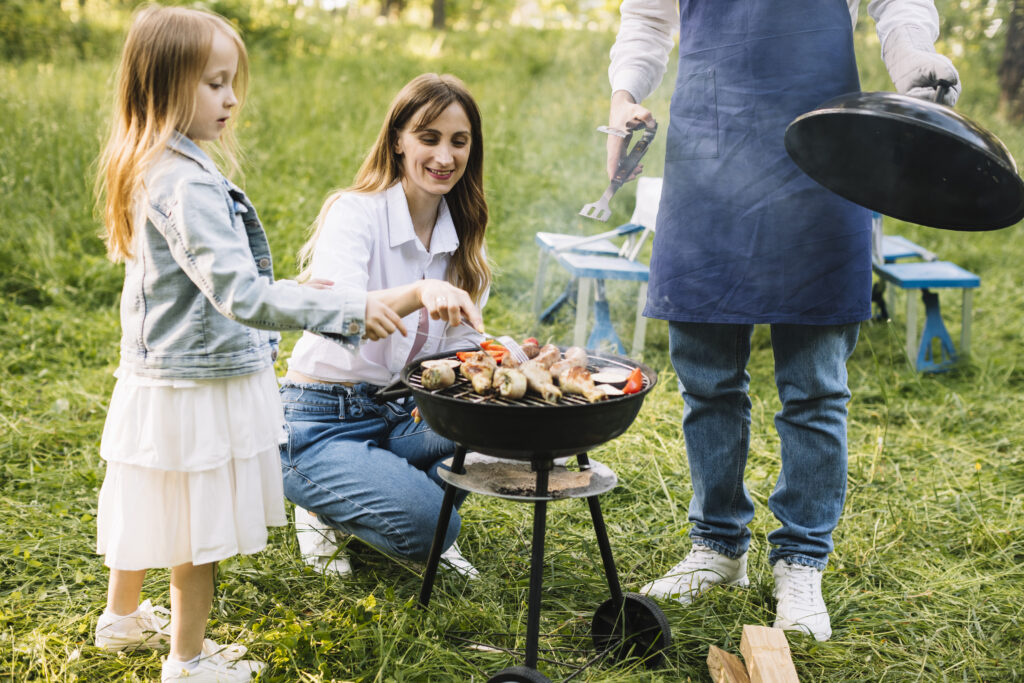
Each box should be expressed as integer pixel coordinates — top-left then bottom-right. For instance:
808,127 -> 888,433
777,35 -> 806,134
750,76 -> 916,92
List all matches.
609,0 -> 942,104
287,182 -> 488,386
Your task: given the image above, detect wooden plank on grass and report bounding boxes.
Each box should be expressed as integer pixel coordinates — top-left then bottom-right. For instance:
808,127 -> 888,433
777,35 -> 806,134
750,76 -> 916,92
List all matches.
739,625 -> 800,683
707,645 -> 750,683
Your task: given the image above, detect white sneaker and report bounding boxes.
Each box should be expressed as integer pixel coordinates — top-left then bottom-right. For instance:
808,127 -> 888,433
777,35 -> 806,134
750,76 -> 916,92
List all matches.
440,541 -> 480,579
294,506 -> 352,576
772,560 -> 832,642
640,545 -> 749,605
200,639 -> 247,663
161,654 -> 265,682
95,599 -> 171,652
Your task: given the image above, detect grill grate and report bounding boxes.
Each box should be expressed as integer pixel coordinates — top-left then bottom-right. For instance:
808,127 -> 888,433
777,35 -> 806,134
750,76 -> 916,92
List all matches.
408,355 -> 648,407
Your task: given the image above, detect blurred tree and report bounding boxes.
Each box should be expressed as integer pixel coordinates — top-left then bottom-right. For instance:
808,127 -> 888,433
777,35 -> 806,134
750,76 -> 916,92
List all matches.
381,0 -> 405,19
999,1 -> 1024,119
433,0 -> 445,29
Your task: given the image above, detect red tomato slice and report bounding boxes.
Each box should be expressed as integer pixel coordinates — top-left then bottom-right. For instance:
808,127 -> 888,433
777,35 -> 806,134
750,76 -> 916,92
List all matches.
622,367 -> 644,394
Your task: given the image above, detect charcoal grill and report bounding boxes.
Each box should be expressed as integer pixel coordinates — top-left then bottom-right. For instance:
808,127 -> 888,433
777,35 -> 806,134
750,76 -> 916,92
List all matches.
379,348 -> 671,682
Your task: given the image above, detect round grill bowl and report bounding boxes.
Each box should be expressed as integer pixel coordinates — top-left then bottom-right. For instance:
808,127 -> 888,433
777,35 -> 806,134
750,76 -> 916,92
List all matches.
398,349 -> 657,460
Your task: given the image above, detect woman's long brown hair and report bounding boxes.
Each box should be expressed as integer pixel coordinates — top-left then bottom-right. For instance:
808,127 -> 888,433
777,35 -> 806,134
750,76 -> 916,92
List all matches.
96,5 -> 248,262
299,73 -> 490,304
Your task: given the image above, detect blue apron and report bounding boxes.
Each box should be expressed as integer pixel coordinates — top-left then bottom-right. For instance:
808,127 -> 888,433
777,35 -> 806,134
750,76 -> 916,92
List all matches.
645,0 -> 872,325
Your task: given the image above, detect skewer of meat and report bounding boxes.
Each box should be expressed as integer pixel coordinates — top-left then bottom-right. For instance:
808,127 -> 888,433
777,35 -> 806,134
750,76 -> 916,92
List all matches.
492,367 -> 527,399
557,366 -> 606,403
519,359 -> 562,403
460,350 -> 496,394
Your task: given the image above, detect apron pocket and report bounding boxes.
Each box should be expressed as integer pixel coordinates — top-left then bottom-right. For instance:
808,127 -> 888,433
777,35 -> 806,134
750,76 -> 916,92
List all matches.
667,70 -> 719,161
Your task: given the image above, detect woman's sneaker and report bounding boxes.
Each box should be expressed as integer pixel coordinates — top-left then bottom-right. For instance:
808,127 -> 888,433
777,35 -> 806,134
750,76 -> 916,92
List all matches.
161,654 -> 265,682
294,506 -> 352,576
640,545 -> 749,605
95,599 -> 171,652
772,560 -> 832,641
439,541 -> 479,579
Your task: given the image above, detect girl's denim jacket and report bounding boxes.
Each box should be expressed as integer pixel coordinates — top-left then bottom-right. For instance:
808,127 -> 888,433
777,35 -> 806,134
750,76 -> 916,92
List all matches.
118,133 -> 365,379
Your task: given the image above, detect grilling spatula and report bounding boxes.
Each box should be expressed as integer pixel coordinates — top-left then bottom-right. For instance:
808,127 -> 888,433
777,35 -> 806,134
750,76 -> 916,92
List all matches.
579,122 -> 657,222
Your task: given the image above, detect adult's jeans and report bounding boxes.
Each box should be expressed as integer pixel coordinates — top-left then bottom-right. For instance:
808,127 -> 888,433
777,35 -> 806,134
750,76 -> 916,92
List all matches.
279,382 -> 466,562
668,321 -> 859,570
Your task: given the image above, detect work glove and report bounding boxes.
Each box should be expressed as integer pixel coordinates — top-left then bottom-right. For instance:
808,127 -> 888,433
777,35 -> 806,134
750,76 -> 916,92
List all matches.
882,24 -> 961,106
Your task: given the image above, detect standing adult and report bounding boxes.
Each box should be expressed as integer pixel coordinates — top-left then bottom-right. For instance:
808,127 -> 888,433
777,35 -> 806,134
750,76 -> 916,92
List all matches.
606,0 -> 959,641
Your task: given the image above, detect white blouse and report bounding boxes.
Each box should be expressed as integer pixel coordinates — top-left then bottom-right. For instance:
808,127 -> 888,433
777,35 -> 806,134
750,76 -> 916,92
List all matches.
287,182 -> 488,386
609,0 -> 943,104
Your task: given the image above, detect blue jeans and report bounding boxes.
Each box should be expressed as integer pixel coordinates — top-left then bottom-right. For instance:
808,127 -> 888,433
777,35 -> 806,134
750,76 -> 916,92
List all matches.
668,321 -> 859,570
279,382 -> 466,562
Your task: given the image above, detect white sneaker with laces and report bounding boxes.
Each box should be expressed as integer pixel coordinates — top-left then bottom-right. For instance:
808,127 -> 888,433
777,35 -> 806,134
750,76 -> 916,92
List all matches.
772,560 -> 832,642
95,599 -> 247,662
95,599 -> 171,652
294,506 -> 352,576
439,541 -> 480,579
161,654 -> 265,682
640,545 -> 749,605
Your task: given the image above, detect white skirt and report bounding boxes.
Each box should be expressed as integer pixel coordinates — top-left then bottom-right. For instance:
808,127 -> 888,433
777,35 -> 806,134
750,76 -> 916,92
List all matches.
96,367 -> 287,570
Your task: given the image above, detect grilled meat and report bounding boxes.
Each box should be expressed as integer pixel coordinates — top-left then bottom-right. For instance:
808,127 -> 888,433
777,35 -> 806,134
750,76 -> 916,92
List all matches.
532,344 -> 562,370
557,366 -> 606,403
520,360 -> 562,403
460,351 -> 497,394
492,367 -> 528,399
421,362 -> 456,390
520,339 -> 541,359
549,345 -> 587,377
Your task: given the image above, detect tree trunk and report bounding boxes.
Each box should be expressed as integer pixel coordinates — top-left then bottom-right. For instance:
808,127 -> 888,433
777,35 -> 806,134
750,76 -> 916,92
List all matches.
432,0 -> 446,30
380,0 -> 404,19
999,0 -> 1024,119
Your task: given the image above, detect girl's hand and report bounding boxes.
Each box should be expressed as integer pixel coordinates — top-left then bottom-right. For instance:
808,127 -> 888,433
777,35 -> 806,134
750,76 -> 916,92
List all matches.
419,280 -> 484,332
364,291 -> 407,341
303,278 -> 335,290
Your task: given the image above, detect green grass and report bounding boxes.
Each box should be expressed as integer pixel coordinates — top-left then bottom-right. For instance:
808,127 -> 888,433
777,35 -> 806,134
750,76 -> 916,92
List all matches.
3,17 -> 1024,682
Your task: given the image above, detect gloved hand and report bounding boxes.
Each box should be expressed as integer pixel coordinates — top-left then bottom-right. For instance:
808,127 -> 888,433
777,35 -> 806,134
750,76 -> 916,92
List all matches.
882,24 -> 961,106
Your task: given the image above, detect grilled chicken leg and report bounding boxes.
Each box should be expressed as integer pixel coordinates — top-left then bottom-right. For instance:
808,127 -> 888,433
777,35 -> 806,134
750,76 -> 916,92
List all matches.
557,366 -> 606,403
460,351 -> 497,394
520,359 -> 562,403
492,367 -> 528,399
549,345 -> 587,377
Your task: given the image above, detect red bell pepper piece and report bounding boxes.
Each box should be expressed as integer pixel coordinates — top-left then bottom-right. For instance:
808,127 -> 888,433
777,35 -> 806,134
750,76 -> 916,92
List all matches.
622,367 -> 644,394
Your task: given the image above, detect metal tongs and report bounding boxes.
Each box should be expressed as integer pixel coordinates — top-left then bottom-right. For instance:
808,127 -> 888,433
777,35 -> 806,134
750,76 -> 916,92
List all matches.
579,122 -> 657,222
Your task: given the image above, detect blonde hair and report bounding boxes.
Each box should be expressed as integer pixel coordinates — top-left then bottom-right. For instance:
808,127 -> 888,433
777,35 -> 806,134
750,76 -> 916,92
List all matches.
96,5 -> 249,262
299,73 -> 491,304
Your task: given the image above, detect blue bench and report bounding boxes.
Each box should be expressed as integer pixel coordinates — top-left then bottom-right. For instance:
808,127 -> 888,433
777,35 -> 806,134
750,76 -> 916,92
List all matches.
873,231 -> 980,373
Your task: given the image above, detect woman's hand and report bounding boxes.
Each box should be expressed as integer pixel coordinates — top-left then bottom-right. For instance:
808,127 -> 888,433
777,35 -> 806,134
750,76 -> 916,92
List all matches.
419,280 -> 484,332
364,291 -> 408,341
607,90 -> 656,181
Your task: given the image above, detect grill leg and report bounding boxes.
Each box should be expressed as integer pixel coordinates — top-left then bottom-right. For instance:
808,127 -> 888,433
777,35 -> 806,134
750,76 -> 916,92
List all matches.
418,445 -> 467,607
578,453 -> 624,607
524,462 -> 551,670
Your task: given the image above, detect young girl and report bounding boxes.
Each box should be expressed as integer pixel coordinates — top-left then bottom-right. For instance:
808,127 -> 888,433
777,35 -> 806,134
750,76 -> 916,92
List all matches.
92,7 -> 405,681
279,73 -> 489,579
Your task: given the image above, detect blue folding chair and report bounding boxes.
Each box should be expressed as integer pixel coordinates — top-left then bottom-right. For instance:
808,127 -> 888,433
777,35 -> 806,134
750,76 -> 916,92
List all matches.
531,177 -> 662,356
